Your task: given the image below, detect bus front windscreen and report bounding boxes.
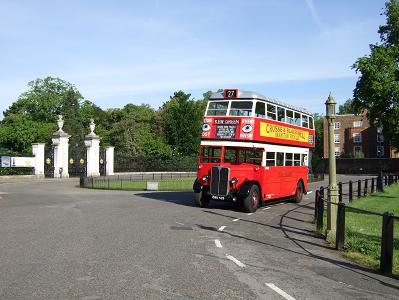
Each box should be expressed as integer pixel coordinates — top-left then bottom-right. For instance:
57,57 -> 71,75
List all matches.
200,146 -> 222,163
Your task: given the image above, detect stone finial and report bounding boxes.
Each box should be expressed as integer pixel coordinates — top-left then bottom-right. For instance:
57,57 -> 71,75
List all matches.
57,115 -> 64,132
89,118 -> 96,135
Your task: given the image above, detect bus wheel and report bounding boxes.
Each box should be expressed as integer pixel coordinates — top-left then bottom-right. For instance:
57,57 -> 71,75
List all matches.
194,191 -> 209,208
243,185 -> 260,213
294,181 -> 304,203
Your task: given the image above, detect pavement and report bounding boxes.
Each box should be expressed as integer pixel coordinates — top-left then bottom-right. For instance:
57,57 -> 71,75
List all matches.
0,176 -> 398,299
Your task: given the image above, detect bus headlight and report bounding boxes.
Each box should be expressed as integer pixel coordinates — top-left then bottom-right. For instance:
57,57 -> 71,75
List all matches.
242,124 -> 253,133
202,175 -> 209,182
231,177 -> 238,184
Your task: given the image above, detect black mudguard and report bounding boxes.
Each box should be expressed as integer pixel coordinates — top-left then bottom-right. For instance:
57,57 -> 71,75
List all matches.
193,179 -> 203,193
237,181 -> 259,199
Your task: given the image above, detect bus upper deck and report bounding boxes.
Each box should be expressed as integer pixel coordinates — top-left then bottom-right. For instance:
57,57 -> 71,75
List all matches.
201,89 -> 315,149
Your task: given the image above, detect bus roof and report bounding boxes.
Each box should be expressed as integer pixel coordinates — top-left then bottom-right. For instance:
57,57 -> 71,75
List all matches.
209,90 -> 312,116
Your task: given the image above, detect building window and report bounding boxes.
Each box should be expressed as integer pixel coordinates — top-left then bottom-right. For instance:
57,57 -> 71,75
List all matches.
377,134 -> 384,143
334,134 -> 340,143
353,133 -> 362,143
335,147 -> 341,157
334,122 -> 340,129
377,146 -> 384,157
353,146 -> 362,156
353,120 -> 362,128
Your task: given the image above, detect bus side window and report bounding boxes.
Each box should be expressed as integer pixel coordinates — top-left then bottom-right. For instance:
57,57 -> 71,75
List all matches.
294,153 -> 301,166
309,116 -> 314,129
255,102 -> 265,118
277,107 -> 285,122
285,153 -> 293,166
267,104 -> 277,120
301,154 -> 308,166
276,152 -> 284,166
294,112 -> 301,126
286,110 -> 294,125
302,115 -> 309,128
266,152 -> 275,166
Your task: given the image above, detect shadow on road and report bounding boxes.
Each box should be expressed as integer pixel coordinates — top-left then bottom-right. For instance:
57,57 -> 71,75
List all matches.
135,191 -> 242,211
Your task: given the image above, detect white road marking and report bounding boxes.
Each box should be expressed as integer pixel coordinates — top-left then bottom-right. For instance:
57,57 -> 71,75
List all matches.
307,190 -> 313,194
226,255 -> 245,267
232,218 -> 241,222
265,283 -> 296,300
247,213 -> 254,216
262,207 -> 271,210
218,226 -> 226,232
0,192 -> 8,194
175,222 -> 185,226
215,240 -> 222,248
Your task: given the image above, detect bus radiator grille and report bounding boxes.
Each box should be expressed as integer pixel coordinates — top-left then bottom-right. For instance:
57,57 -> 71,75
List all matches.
210,166 -> 230,196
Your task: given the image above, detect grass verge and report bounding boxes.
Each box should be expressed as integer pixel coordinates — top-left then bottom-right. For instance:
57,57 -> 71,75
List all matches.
344,183 -> 399,274
87,177 -> 195,191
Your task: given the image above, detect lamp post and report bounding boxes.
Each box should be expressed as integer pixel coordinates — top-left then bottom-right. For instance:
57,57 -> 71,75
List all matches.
376,122 -> 384,192
325,94 -> 339,238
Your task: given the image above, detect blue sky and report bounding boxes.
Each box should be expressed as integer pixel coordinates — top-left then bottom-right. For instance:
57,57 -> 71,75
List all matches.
0,0 -> 386,118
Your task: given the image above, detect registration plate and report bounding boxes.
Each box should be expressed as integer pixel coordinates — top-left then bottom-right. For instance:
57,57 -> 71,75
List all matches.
211,195 -> 226,200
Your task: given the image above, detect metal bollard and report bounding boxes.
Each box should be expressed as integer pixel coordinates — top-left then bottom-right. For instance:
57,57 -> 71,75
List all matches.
380,212 -> 394,275
357,180 -> 361,199
349,181 -> 353,202
338,182 -> 343,203
364,179 -> 368,196
336,202 -> 346,250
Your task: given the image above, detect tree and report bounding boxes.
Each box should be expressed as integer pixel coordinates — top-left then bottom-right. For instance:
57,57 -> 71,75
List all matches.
352,0 -> 399,148
160,91 -> 204,156
311,113 -> 324,170
338,98 -> 356,114
0,77 -> 86,154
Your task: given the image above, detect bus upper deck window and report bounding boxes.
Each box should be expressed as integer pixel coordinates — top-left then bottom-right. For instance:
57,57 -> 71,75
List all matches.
309,116 -> 314,129
286,110 -> 294,125
294,112 -> 301,126
302,115 -> 309,128
207,101 -> 228,116
229,101 -> 253,116
267,104 -> 277,120
255,102 -> 265,118
277,107 -> 285,122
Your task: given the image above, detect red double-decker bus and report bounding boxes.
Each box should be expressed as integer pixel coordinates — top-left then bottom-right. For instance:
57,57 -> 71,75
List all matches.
193,89 -> 315,212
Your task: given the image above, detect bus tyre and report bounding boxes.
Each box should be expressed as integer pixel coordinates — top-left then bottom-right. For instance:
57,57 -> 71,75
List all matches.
194,191 -> 209,208
243,185 -> 260,213
294,181 -> 304,203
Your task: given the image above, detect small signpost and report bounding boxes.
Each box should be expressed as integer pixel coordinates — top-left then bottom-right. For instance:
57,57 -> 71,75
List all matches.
1,156 -> 11,167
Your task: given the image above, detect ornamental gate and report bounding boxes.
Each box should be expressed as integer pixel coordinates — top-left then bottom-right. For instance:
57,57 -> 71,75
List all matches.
99,147 -> 106,176
44,145 -> 55,177
68,144 -> 87,177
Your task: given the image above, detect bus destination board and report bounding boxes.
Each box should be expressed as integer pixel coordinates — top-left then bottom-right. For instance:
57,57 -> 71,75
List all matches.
216,125 -> 237,139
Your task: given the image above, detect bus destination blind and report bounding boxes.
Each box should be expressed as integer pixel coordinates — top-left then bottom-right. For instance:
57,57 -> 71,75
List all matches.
216,125 -> 237,139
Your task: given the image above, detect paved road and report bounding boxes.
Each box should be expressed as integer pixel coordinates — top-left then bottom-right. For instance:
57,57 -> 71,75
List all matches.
0,177 -> 398,299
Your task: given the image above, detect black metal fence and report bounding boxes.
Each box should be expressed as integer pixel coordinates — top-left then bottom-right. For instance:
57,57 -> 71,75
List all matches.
80,172 -> 196,191
315,174 -> 399,275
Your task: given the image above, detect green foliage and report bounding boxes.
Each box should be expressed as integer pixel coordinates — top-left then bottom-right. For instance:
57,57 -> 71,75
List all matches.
160,91 -> 204,156
0,115 -> 55,153
338,98 -> 356,114
311,113 -> 324,170
352,0 -> 399,148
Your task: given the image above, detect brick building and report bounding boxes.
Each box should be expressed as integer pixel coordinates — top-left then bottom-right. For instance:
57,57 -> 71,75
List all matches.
323,113 -> 396,158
